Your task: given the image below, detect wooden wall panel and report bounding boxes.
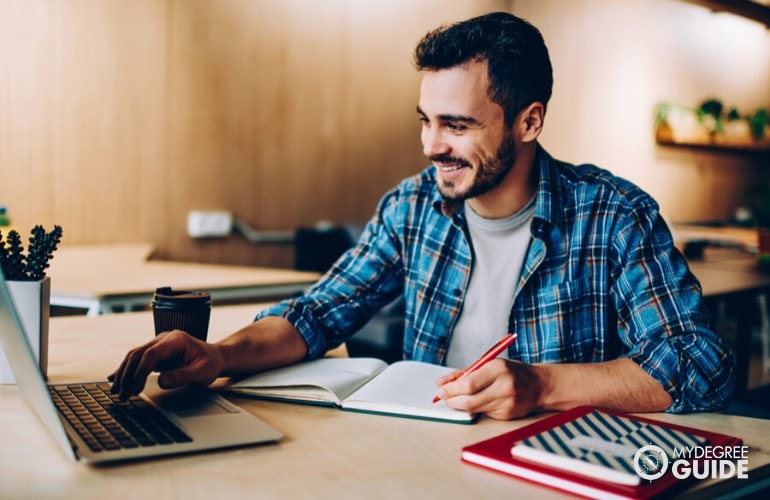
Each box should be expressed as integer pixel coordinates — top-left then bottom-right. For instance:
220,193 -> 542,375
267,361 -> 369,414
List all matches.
8,0 -> 763,270
0,0 -> 509,268
161,0 -> 510,266
0,0 -> 168,245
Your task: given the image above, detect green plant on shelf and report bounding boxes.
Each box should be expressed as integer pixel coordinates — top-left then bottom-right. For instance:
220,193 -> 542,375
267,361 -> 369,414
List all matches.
0,225 -> 63,281
697,98 -> 724,135
748,108 -> 769,140
655,98 -> 769,148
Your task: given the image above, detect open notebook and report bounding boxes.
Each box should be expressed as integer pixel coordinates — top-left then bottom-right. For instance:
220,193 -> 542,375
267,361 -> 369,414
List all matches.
226,357 -> 475,424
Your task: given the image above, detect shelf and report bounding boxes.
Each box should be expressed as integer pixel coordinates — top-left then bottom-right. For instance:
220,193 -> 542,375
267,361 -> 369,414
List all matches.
681,0 -> 770,29
655,129 -> 770,155
656,137 -> 770,154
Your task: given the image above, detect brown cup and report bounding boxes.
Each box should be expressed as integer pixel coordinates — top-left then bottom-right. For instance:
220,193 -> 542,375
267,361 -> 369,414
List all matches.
151,287 -> 212,341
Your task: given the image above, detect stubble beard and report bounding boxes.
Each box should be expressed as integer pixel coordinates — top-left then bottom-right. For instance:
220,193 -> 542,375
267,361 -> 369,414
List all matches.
435,134 -> 517,202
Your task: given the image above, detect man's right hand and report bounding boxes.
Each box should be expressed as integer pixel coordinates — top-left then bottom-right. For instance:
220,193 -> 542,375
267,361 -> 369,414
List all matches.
108,330 -> 224,401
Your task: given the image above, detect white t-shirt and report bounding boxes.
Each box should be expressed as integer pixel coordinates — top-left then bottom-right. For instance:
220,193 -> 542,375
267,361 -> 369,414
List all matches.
445,196 -> 536,368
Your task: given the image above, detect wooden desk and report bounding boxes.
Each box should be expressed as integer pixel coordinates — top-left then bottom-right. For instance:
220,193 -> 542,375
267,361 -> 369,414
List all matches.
47,244 -> 319,316
690,259 -> 770,297
673,224 -> 759,251
1,306 -> 769,498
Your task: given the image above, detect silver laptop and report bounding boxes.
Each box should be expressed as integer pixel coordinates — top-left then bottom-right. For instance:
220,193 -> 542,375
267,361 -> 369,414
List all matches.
0,270 -> 282,463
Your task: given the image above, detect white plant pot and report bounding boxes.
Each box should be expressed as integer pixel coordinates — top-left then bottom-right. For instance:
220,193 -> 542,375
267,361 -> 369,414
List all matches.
0,277 -> 50,384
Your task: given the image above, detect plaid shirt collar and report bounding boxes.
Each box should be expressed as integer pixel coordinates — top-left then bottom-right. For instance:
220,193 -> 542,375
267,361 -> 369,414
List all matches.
432,144 -> 565,232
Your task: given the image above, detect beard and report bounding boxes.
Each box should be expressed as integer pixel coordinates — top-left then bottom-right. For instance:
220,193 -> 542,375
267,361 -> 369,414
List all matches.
433,134 -> 517,202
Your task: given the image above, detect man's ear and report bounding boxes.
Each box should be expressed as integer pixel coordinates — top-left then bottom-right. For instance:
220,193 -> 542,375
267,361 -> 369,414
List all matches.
517,102 -> 545,143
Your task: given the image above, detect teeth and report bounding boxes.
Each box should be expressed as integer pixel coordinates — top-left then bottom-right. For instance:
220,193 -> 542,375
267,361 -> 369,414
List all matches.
440,165 -> 462,172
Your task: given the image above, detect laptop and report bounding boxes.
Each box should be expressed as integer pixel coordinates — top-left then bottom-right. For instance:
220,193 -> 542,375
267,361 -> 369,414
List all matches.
0,270 -> 283,464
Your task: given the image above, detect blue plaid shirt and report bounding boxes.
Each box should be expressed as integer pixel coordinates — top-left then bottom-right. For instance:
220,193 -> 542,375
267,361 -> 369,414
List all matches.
258,146 -> 735,413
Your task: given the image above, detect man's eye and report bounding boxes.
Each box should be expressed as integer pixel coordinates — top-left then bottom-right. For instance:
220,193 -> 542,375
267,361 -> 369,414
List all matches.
447,123 -> 466,132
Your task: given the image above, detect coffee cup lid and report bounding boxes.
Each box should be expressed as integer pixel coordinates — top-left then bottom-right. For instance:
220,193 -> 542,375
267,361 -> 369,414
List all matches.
152,287 -> 211,310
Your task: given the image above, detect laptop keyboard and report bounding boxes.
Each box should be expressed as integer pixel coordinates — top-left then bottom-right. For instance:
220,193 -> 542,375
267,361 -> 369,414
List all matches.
49,382 -> 192,453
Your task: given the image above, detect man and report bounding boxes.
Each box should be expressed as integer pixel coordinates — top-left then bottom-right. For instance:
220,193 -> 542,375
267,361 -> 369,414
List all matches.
110,12 -> 734,420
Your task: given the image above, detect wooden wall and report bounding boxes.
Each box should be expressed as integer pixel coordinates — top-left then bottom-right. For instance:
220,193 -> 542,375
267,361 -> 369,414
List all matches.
0,0 -> 509,267
1,0 -> 768,269
518,0 -> 770,224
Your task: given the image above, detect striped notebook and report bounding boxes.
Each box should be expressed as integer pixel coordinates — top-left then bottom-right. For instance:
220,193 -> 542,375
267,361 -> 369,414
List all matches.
510,410 -> 706,486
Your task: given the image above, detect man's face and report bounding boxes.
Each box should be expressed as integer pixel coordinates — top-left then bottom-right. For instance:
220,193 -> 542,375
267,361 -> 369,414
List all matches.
417,60 -> 515,203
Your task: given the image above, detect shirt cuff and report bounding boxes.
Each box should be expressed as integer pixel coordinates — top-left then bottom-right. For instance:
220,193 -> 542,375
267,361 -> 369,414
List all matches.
255,300 -> 329,360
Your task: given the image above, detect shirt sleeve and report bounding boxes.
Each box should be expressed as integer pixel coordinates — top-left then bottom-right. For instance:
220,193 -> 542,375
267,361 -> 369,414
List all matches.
611,200 -> 735,413
255,188 -> 406,360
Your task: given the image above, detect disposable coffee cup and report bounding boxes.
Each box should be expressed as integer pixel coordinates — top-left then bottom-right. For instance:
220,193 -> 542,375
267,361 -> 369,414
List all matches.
152,287 -> 212,342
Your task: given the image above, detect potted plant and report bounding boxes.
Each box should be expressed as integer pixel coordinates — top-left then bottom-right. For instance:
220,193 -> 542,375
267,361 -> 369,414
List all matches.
0,225 -> 63,384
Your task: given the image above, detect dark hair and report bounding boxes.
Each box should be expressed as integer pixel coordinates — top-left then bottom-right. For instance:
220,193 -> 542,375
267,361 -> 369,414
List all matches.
414,12 -> 553,126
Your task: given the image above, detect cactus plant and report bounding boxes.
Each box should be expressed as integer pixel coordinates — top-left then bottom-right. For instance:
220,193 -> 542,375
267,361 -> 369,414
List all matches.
0,225 -> 63,281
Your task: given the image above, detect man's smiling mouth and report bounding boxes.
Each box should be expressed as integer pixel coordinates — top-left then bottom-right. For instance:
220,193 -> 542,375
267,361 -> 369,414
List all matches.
431,156 -> 471,172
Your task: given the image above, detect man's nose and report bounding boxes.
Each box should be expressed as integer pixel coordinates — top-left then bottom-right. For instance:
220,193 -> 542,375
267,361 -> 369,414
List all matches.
421,127 -> 450,158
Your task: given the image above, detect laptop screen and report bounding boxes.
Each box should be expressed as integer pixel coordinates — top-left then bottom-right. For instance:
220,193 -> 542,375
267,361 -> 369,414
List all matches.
0,270 -> 76,459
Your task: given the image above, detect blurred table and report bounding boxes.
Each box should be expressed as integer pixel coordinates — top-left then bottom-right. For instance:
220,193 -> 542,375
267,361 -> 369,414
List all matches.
673,224 -> 759,251
47,243 -> 319,316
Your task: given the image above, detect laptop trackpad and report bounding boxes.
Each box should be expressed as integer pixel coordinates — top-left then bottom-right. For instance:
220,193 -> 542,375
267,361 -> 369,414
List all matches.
142,376 -> 237,417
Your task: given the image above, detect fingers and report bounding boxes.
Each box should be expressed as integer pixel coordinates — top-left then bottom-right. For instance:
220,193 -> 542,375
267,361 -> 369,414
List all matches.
110,344 -> 157,400
436,361 -> 498,400
435,368 -> 464,387
109,343 -> 152,399
156,355 -> 209,389
437,359 -> 537,420
109,331 -> 194,400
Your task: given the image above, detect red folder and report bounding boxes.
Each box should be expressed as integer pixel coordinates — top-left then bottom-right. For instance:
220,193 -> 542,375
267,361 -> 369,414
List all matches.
461,406 -> 743,499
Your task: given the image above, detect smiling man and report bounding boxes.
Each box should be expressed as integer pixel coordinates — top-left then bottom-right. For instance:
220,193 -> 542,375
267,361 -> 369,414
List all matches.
110,12 -> 735,420
418,62 -> 534,217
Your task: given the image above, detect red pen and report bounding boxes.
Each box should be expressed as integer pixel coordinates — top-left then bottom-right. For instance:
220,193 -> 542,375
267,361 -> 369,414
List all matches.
432,333 -> 518,403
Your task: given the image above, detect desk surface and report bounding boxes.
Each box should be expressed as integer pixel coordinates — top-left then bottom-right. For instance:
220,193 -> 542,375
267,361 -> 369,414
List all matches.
673,224 -> 759,250
2,306 -> 770,498
689,259 -> 770,298
47,244 -> 319,314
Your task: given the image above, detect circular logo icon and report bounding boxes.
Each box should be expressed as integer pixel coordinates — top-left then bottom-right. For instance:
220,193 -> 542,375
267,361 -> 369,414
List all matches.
633,445 -> 669,481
